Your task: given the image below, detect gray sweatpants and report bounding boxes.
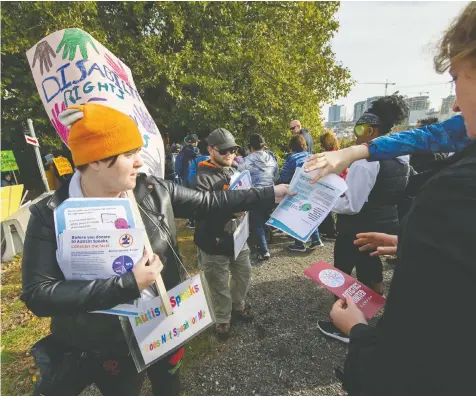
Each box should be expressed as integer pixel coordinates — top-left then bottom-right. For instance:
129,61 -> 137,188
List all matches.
197,245 -> 251,324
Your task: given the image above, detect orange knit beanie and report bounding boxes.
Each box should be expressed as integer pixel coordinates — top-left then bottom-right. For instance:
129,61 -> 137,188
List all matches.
58,104 -> 143,166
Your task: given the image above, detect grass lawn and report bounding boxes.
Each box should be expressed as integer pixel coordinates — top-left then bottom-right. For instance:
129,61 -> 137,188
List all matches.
0,220 -> 217,394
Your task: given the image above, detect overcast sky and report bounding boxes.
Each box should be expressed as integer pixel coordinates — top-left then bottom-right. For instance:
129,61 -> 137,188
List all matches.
321,1 -> 469,121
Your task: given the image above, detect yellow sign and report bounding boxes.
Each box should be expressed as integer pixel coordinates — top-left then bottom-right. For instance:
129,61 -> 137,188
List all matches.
53,156 -> 73,176
1,185 -> 24,221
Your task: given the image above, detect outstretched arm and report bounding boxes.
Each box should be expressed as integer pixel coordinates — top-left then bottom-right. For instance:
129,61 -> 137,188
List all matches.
305,115 -> 468,183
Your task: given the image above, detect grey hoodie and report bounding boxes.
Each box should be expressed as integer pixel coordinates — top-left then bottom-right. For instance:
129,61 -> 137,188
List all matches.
238,151 -> 278,188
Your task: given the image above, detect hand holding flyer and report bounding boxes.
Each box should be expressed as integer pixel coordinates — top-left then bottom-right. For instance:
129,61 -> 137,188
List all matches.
267,168 -> 347,242
304,261 -> 386,319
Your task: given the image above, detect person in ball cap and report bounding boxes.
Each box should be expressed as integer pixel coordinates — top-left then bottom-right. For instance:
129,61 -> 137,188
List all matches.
195,128 -> 264,340
21,104 -> 294,395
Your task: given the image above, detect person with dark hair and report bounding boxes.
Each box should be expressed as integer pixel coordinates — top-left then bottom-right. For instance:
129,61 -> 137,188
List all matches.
277,134 -> 324,252
234,146 -> 248,166
289,119 -> 313,153
1,172 -> 16,187
317,95 -> 410,343
238,134 -> 278,261
410,117 -> 449,172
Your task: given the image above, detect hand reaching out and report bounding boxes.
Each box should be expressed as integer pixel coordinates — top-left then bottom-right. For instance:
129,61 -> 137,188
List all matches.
31,41 -> 56,75
56,28 -> 99,61
354,232 -> 398,256
304,145 -> 370,183
105,53 -> 130,84
51,102 -> 69,144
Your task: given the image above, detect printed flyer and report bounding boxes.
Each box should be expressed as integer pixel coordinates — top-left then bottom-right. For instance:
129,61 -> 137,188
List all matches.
267,168 -> 347,242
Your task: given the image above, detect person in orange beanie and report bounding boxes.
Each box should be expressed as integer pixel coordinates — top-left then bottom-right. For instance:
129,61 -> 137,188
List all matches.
21,103 -> 294,396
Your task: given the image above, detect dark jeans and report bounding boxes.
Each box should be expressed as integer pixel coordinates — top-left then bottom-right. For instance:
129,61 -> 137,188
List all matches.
294,229 -> 321,247
334,233 -> 383,288
320,212 -> 337,236
33,341 -> 183,396
249,208 -> 269,254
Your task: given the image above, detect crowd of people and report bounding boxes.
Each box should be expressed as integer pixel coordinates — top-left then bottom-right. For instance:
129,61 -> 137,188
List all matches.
20,2 -> 476,395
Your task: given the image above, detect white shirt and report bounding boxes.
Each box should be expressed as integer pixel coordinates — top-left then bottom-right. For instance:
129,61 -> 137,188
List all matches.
333,159 -> 380,215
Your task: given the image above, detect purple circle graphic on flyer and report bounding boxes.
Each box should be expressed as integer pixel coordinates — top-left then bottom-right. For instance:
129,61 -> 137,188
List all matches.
112,255 -> 134,275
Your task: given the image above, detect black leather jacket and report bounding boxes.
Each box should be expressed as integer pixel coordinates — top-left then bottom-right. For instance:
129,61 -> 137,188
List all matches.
21,173 -> 274,354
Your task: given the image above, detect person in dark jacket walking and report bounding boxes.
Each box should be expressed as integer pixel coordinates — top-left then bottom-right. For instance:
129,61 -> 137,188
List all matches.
21,104 -> 293,396
317,95 -> 410,343
289,119 -> 313,153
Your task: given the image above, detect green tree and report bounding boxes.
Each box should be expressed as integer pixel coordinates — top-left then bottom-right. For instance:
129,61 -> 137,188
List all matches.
1,1 -> 352,171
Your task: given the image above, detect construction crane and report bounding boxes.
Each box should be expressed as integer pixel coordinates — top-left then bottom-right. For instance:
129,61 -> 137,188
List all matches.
357,79 -> 396,96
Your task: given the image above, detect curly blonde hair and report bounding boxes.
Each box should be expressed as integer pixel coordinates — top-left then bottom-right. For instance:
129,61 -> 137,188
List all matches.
319,131 -> 339,151
434,2 -> 476,73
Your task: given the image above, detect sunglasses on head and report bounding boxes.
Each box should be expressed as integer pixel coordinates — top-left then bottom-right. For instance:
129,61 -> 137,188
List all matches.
214,147 -> 238,155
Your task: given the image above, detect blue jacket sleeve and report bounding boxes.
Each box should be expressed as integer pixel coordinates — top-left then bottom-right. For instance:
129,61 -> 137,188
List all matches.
367,115 -> 469,161
277,157 -> 295,185
187,158 -> 198,183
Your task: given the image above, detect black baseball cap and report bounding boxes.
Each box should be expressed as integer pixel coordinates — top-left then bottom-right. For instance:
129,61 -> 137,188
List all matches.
207,128 -> 240,150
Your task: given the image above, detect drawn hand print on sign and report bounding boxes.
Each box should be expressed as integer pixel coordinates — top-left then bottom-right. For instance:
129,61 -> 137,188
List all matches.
132,105 -> 157,135
56,28 -> 99,61
142,148 -> 162,177
51,102 -> 69,144
143,135 -> 150,149
105,54 -> 130,84
31,41 -> 56,75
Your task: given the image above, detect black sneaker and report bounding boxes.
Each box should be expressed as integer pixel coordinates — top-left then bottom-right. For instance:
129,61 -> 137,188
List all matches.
307,240 -> 324,250
317,320 -> 350,344
185,220 -> 195,229
287,243 -> 307,253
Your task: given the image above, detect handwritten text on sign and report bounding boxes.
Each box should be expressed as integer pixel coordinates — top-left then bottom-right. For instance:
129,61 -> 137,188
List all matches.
129,275 -> 213,365
26,28 -> 164,178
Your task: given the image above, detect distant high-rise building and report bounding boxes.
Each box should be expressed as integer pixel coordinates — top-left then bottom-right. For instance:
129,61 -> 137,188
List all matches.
440,95 -> 456,116
353,101 -> 366,122
404,96 -> 430,112
353,96 -> 381,121
328,105 -> 345,122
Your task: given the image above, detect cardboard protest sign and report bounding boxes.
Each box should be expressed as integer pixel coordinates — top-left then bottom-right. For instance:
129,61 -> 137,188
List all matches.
1,151 -> 19,172
26,28 -> 164,178
1,185 -> 24,221
304,261 -> 386,319
52,156 -> 73,176
123,274 -> 214,371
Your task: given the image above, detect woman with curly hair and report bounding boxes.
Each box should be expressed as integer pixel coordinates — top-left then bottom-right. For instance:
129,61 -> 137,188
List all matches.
308,3 -> 476,395
317,95 -> 410,343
